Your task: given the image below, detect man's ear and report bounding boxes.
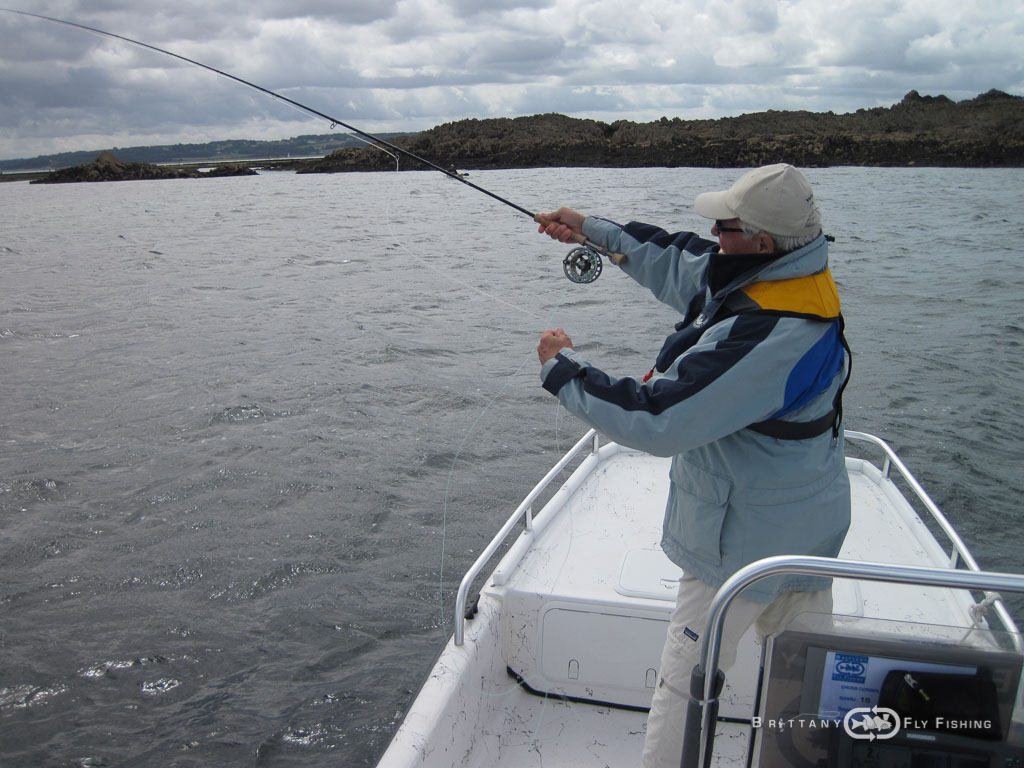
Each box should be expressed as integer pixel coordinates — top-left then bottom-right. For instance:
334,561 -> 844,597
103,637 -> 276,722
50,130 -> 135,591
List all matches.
756,233 -> 776,254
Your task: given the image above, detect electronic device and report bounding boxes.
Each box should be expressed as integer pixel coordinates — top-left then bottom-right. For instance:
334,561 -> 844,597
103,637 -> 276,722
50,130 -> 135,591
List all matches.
749,617 -> 1023,767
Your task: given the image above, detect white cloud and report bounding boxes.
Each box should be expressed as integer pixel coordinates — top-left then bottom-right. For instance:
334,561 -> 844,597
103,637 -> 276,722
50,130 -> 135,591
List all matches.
1,0 -> 1021,160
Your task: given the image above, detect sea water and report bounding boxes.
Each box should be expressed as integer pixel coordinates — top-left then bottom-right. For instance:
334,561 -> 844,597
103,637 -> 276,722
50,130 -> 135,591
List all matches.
1,166 -> 1023,766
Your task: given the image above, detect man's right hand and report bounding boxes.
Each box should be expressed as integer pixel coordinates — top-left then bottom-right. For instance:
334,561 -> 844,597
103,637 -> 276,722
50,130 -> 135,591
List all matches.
537,208 -> 586,243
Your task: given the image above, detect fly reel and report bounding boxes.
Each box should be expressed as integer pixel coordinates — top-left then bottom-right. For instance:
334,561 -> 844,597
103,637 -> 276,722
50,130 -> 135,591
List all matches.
563,246 -> 603,284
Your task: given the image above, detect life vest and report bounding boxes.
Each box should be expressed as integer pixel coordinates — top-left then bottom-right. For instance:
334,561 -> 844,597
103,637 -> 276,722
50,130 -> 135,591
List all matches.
644,268 -> 851,440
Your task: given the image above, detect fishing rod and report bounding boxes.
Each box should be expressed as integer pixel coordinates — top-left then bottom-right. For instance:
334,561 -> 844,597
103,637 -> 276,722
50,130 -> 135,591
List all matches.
2,7 -> 620,283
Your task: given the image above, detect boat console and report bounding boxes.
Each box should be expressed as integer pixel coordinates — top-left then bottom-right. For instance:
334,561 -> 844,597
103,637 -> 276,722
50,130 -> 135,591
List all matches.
750,613 -> 1024,767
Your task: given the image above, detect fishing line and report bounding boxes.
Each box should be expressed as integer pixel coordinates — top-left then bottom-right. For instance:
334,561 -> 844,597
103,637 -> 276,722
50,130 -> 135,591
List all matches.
348,168 -> 575,634
381,177 -> 550,322
374,177 -> 570,633
1,7 -> 618,283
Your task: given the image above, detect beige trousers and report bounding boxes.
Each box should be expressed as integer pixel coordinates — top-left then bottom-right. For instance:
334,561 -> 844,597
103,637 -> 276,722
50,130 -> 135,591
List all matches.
642,573 -> 833,768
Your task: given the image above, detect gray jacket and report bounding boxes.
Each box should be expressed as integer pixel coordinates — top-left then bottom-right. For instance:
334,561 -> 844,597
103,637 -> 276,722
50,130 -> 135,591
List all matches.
540,216 -> 851,602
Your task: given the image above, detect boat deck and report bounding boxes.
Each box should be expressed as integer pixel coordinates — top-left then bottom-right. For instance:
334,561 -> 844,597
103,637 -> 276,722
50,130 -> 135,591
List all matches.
469,444 -> 986,767
377,437 -> 1007,768
461,690 -> 748,768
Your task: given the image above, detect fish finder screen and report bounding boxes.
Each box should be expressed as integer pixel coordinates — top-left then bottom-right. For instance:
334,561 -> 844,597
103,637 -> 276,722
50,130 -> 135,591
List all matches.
816,648 -> 977,719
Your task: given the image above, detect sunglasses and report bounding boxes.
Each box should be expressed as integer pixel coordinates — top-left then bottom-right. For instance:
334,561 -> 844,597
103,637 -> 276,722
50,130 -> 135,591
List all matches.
715,220 -> 745,234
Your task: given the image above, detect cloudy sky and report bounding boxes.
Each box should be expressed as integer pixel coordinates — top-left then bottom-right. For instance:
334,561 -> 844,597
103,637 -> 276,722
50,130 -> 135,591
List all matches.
1,0 -> 1021,161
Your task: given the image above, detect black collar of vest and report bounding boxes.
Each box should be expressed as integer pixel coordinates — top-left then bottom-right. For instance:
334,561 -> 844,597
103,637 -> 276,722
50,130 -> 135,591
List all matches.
706,249 -> 782,296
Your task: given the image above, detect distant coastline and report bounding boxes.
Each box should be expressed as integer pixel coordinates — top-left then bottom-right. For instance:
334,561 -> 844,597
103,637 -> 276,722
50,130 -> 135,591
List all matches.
4,89 -> 1021,182
0,133 -> 414,175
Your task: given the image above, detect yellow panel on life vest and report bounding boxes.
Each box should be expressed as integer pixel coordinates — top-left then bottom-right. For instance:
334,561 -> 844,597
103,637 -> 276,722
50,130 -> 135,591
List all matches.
741,269 -> 841,320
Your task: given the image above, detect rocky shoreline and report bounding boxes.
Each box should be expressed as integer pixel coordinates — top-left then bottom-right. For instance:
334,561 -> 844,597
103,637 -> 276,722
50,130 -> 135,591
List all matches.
304,90 -> 1023,173
28,151 -> 258,184
17,89 -> 1024,183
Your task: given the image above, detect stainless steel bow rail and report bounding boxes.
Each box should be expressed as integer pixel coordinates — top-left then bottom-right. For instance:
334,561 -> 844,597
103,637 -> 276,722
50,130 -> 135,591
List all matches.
844,430 -> 1019,636
455,430 -> 1019,649
453,428 -> 601,646
684,556 -> 1024,768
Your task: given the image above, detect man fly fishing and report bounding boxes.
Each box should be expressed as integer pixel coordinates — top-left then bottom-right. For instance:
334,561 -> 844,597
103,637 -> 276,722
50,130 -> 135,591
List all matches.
536,163 -> 852,768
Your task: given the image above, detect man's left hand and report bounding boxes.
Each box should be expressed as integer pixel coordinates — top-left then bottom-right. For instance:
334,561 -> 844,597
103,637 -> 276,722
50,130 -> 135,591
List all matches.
538,327 -> 574,364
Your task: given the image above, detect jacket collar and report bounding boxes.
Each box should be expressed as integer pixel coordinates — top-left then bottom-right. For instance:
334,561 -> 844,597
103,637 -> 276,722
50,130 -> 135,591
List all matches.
706,234 -> 828,296
692,235 -> 829,331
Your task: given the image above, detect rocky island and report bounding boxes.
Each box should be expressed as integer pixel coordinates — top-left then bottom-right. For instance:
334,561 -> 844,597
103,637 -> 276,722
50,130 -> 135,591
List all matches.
30,150 -> 258,184
302,89 -> 1023,173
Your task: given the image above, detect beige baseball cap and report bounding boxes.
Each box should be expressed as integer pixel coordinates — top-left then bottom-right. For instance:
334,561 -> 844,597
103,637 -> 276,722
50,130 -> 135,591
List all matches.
694,164 -> 822,239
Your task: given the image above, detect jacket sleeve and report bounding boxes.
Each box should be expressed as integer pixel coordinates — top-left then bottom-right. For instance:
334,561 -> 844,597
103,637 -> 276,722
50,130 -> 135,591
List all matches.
582,217 -> 718,315
541,313 -> 841,457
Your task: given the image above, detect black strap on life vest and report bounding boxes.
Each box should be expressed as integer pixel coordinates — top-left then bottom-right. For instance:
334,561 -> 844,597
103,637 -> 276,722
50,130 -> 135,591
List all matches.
747,408 -> 839,440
